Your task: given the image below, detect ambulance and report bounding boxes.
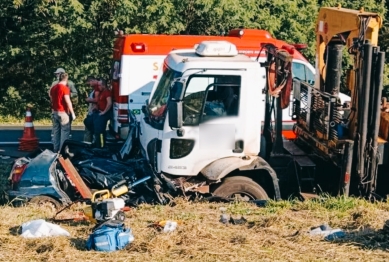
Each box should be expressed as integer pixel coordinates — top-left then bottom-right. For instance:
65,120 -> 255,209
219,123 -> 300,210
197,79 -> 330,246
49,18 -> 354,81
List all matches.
110,29 -> 316,140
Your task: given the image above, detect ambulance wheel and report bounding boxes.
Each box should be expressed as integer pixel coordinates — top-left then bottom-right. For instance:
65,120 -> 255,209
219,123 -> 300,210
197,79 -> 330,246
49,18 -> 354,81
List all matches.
29,196 -> 62,211
213,176 -> 269,201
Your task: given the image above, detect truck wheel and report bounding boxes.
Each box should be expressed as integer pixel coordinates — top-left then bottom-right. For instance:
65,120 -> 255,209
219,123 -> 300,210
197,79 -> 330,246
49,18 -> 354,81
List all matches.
213,176 -> 269,201
29,196 -> 62,211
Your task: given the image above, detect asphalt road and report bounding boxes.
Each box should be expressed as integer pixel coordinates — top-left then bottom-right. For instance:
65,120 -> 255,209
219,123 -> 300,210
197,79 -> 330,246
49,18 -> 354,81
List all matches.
0,125 -> 85,144
0,125 -> 85,158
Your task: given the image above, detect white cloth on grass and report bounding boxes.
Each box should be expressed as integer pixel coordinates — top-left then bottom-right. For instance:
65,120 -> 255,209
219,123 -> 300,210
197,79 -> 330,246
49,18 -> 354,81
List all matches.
21,219 -> 70,238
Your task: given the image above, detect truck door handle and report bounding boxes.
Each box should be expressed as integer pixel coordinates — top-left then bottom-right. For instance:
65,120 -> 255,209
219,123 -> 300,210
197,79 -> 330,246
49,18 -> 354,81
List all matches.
232,140 -> 244,153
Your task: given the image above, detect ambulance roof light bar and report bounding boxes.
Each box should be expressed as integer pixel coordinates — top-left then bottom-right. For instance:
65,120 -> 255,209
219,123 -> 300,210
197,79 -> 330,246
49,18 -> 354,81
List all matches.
195,41 -> 238,57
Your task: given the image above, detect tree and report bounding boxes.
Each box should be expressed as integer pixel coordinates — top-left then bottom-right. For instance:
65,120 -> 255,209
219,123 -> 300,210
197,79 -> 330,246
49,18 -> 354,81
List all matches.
0,0 -> 123,118
255,0 -> 319,61
170,0 -> 261,35
0,0 -> 387,120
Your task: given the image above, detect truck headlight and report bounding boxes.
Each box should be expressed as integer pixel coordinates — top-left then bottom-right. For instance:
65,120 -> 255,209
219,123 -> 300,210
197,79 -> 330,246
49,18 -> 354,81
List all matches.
170,139 -> 195,159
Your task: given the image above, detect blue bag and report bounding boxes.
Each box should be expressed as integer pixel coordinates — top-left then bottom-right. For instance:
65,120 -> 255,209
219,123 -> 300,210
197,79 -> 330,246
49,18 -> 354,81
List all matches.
86,222 -> 134,252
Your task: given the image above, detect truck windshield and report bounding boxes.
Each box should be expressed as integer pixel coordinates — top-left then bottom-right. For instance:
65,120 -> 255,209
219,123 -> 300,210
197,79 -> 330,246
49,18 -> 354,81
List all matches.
148,67 -> 182,121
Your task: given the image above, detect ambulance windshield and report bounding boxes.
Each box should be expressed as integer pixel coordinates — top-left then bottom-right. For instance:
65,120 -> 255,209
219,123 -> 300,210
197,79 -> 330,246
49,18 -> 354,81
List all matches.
148,67 -> 182,122
292,62 -> 315,85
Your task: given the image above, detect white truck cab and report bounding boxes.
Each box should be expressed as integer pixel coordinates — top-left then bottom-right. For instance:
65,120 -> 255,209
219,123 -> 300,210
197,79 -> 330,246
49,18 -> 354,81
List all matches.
139,41 -> 274,200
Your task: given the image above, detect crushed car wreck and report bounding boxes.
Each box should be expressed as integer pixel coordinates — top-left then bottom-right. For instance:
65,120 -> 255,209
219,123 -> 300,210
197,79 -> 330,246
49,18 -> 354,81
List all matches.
8,149 -> 73,208
8,140 -> 160,208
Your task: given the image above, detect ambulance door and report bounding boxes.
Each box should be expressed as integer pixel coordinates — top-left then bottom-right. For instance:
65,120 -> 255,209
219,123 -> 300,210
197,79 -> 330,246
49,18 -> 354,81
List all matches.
120,54 -> 166,120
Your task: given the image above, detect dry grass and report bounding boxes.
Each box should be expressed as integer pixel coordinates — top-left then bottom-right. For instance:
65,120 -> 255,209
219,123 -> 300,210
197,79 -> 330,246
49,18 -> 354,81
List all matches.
2,159 -> 389,261
0,160 -> 13,204
1,197 -> 389,262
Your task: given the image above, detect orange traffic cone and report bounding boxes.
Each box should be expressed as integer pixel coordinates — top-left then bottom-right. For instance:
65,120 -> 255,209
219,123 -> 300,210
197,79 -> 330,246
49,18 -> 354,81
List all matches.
18,108 -> 39,151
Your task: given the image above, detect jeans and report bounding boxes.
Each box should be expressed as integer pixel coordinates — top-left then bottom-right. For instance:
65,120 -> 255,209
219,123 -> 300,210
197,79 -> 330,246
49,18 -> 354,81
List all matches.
84,126 -> 93,142
84,111 -> 110,148
52,111 -> 71,152
83,112 -> 96,141
51,112 -> 72,139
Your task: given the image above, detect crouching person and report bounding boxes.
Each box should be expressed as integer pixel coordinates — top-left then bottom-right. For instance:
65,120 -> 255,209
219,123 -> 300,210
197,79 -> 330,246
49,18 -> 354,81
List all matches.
83,76 -> 101,142
92,79 -> 112,148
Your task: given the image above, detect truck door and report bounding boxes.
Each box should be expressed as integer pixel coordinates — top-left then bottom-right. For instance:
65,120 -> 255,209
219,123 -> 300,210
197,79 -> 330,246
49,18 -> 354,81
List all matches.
160,71 -> 255,176
139,66 -> 182,166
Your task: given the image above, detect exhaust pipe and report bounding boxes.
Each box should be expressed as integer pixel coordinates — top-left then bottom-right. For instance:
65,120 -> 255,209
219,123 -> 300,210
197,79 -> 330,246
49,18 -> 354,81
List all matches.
357,42 -> 373,186
325,44 -> 343,96
369,50 -> 385,194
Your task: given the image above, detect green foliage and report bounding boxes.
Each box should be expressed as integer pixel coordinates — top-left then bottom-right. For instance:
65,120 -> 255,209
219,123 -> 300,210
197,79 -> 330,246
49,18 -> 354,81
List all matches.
0,86 -> 27,117
320,0 -> 386,15
0,0 -> 388,120
256,0 -> 319,61
173,0 -> 261,35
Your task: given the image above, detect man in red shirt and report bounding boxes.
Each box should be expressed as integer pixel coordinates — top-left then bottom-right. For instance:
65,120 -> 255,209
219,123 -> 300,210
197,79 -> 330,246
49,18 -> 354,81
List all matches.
85,76 -> 101,112
84,79 -> 112,148
49,73 -> 76,152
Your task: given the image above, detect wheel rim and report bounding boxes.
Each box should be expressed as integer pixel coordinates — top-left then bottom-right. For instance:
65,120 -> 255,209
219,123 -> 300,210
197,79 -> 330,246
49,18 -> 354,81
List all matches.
229,192 -> 256,201
37,200 -> 57,212
30,197 -> 59,213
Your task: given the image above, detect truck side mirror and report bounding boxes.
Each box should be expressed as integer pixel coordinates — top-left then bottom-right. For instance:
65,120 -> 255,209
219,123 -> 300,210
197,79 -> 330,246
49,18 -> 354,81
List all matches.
170,80 -> 186,101
168,101 -> 183,129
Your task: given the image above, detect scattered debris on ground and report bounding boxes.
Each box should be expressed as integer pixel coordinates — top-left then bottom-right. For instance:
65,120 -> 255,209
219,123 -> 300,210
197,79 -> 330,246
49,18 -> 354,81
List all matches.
0,198 -> 389,261
2,196 -> 389,261
150,220 -> 183,233
309,224 -> 346,241
2,151 -> 389,260
21,219 -> 70,238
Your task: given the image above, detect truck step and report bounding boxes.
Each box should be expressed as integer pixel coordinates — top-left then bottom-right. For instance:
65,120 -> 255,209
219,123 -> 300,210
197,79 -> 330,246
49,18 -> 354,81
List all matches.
294,156 -> 316,168
293,155 -> 316,194
283,141 -> 306,156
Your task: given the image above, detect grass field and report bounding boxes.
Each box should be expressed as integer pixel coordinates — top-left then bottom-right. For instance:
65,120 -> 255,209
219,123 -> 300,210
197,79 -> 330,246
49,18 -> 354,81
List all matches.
1,159 -> 389,261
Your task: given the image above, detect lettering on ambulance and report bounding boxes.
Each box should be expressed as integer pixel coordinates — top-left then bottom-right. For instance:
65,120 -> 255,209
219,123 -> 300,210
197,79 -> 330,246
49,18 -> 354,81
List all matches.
152,62 -> 164,80
153,62 -> 164,71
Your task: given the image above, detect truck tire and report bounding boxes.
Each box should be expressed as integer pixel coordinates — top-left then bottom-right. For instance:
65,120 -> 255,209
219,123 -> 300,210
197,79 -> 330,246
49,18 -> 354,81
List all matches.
29,196 -> 62,211
213,176 -> 269,201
